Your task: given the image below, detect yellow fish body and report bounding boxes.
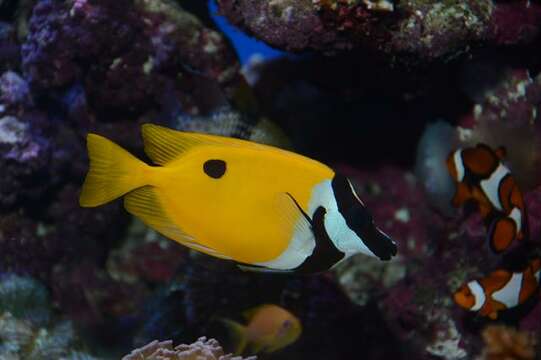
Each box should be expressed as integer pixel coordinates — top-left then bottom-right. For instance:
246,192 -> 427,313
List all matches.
80,124 -> 396,273
221,304 -> 302,355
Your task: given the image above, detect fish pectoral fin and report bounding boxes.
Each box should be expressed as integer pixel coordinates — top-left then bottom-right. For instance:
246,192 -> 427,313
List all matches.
273,192 -> 314,246
141,123 -> 264,165
488,217 -> 516,253
124,186 -> 230,259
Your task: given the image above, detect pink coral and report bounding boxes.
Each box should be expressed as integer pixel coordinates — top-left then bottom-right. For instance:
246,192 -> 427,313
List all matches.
122,337 -> 256,360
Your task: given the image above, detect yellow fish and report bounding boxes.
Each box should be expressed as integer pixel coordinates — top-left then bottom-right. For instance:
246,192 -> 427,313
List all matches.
79,124 -> 397,273
221,304 -> 302,355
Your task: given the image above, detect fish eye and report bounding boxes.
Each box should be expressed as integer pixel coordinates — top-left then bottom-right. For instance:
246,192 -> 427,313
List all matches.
203,159 -> 226,179
282,320 -> 292,328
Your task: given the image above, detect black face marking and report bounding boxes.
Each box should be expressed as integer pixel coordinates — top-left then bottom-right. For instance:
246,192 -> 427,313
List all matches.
293,206 -> 345,274
203,159 -> 226,178
332,174 -> 397,261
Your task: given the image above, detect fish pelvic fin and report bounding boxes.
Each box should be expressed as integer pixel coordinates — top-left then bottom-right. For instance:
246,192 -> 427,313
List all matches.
219,318 -> 248,355
79,134 -> 149,207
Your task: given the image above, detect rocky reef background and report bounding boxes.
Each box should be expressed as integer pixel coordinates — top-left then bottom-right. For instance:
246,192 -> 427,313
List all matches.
0,0 -> 541,359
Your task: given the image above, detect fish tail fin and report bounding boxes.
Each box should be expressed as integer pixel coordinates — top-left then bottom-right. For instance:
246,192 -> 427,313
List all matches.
220,318 -> 248,355
79,134 -> 149,207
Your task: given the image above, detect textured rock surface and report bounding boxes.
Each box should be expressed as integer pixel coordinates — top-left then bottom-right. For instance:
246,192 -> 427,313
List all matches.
218,0 -> 541,61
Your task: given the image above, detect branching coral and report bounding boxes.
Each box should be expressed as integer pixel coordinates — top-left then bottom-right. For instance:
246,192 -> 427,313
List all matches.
122,337 -> 256,360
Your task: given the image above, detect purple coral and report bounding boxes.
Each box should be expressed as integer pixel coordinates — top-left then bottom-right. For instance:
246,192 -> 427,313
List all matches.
22,0 -> 241,114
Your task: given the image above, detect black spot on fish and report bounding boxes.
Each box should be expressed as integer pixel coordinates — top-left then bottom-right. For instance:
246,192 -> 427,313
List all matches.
332,174 -> 397,261
203,159 -> 226,178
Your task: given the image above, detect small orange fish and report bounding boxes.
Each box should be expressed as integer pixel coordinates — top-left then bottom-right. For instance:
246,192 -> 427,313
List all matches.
446,143 -> 527,253
220,304 -> 302,355
453,258 -> 541,319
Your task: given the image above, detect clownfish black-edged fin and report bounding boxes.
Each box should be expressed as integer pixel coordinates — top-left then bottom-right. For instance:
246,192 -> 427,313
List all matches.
219,318 -> 248,355
124,186 -> 231,259
141,124 -> 266,165
488,217 -> 516,253
80,134 -> 149,207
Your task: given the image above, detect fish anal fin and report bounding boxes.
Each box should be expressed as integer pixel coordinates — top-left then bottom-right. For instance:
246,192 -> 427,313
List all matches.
237,264 -> 292,273
124,186 -> 230,259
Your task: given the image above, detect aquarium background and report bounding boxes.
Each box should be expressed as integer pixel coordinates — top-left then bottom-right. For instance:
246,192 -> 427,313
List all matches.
1,0 -> 541,359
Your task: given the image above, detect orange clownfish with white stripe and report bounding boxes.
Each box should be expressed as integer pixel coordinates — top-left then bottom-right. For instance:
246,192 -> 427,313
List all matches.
79,124 -> 397,273
453,258 -> 541,319
446,143 -> 527,253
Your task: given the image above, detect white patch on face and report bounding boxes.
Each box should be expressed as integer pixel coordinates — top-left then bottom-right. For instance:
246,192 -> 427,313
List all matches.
307,180 -> 377,261
492,272 -> 522,308
508,207 -> 522,234
467,280 -> 486,311
453,150 -> 465,182
480,164 -> 510,211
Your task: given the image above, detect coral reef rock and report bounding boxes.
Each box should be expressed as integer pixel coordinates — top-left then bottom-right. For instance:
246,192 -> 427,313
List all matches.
217,0 -> 541,61
122,337 -> 256,360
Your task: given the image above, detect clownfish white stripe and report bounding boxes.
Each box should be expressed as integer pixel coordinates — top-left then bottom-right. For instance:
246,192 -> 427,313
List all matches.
480,164 -> 510,211
492,272 -> 523,308
535,270 -> 540,283
467,280 -> 485,311
508,207 -> 522,235
454,150 -> 465,182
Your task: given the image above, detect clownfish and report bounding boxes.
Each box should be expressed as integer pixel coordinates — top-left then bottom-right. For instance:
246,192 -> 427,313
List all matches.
453,258 -> 541,319
220,304 -> 301,354
446,143 -> 527,253
79,124 -> 397,273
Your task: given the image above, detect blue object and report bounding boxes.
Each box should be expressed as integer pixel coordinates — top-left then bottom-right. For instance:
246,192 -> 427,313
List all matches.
208,0 -> 286,65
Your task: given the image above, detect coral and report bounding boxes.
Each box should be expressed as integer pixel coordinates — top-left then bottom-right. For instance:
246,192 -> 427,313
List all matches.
22,0 -> 241,114
122,337 -> 256,360
217,0 -> 541,61
0,274 -> 99,359
174,108 -> 292,149
0,113 -> 52,209
480,325 -> 537,360
456,69 -> 541,190
0,273 -> 50,326
0,22 -> 19,71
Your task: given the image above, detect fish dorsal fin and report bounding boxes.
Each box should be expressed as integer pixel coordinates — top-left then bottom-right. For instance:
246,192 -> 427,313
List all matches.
242,305 -> 268,321
481,270 -> 512,295
142,124 -> 266,165
124,185 -> 230,259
